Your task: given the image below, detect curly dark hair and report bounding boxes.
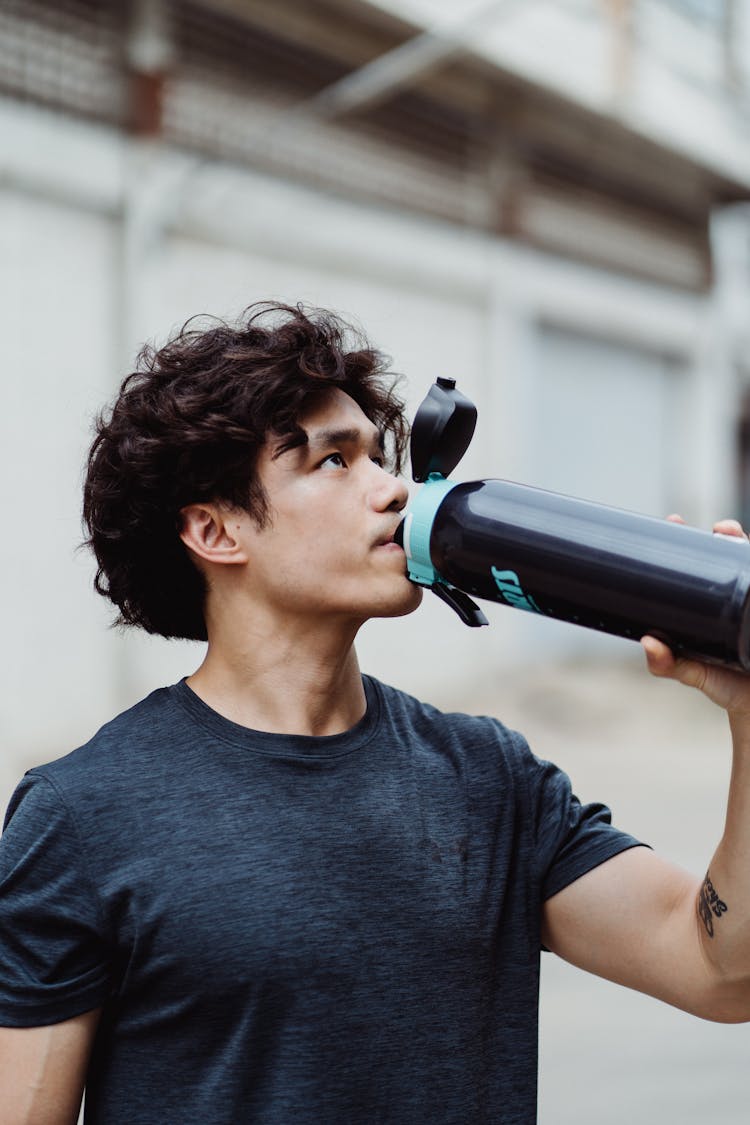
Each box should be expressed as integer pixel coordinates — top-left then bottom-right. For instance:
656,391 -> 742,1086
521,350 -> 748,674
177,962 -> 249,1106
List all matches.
83,302 -> 409,641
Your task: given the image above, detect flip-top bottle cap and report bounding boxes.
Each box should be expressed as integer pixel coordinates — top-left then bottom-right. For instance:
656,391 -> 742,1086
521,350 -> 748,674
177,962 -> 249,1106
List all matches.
410,379 -> 477,483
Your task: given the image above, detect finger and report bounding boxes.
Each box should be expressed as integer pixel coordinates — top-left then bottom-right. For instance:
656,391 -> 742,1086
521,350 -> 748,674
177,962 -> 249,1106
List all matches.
712,518 -> 746,539
666,513 -> 686,525
641,635 -> 675,677
641,636 -> 708,691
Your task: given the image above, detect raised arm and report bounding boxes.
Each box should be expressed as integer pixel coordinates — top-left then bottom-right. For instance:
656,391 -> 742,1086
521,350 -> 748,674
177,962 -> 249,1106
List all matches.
542,518 -> 750,1023
0,1009 -> 100,1125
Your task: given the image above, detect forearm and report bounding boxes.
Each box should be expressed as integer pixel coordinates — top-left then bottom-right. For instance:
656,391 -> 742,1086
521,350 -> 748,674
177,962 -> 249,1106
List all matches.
642,620 -> 750,1014
546,619 -> 750,1022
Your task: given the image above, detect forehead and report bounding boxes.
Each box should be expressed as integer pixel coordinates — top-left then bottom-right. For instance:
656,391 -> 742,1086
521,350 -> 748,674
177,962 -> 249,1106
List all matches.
299,388 -> 377,438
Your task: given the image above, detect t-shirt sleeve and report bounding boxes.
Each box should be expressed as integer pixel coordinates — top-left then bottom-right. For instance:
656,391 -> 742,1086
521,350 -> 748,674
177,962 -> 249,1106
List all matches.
0,772 -> 112,1027
523,744 -> 644,902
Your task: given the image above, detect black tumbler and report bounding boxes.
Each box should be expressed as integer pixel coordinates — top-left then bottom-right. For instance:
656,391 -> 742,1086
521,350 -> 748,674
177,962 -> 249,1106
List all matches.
398,378 -> 750,670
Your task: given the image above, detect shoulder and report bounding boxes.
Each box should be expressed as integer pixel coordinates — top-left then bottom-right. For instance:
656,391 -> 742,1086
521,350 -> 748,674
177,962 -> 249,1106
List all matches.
12,685 -> 185,818
365,675 -> 597,815
366,674 -> 511,735
365,674 -> 539,783
2,684 -> 201,890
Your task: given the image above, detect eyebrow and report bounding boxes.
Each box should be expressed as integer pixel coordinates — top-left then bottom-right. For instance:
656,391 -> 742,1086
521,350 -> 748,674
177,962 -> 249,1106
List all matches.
271,425 -> 384,460
309,427 -> 383,452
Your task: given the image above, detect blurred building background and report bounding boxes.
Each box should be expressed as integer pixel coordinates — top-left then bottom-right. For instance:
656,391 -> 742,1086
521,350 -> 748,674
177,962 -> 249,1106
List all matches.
1,3 -> 750,1119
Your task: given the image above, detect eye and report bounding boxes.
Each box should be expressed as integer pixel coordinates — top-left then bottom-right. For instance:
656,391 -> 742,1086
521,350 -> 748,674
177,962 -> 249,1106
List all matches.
319,452 -> 347,469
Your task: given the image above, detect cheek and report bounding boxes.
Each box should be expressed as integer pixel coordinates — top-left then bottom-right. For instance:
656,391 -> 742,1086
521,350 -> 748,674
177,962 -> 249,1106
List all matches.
277,486 -> 355,531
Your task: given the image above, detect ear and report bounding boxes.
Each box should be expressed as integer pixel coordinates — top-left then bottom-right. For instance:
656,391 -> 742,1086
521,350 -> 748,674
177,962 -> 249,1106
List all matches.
178,503 -> 249,567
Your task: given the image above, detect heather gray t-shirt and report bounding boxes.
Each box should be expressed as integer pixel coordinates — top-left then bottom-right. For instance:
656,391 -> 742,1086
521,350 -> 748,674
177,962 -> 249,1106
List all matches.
0,676 -> 640,1123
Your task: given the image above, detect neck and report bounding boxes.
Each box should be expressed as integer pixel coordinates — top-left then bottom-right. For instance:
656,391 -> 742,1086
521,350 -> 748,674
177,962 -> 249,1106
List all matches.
186,604 -> 367,737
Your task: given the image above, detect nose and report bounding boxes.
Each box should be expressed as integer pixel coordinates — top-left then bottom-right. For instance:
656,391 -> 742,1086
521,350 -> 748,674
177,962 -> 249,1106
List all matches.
372,462 -> 409,512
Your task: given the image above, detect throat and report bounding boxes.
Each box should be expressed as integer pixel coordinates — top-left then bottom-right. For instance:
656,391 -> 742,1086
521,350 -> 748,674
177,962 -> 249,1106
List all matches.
185,647 -> 367,736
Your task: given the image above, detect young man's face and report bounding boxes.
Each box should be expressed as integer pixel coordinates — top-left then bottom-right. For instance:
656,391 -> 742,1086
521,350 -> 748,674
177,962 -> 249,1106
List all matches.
235,389 -> 423,627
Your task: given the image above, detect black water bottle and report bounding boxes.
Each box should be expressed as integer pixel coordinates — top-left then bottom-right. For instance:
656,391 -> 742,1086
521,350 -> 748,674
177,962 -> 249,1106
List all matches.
397,378 -> 750,671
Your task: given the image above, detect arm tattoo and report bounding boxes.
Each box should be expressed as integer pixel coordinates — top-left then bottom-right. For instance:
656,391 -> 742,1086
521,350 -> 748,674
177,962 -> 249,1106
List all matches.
698,872 -> 728,938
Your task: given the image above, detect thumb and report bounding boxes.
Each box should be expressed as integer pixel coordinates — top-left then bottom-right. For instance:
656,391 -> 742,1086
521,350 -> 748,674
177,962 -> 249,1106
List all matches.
641,636 -> 708,692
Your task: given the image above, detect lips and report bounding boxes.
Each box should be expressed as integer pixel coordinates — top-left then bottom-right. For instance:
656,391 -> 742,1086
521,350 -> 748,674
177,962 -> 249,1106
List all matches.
373,527 -> 402,549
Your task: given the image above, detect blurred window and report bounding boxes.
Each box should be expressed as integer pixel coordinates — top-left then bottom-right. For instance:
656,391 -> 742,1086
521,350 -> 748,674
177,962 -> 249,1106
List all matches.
0,0 -> 124,124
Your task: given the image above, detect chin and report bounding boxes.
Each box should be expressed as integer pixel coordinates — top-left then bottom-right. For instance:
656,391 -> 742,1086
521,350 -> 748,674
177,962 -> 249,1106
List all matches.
376,583 -> 424,619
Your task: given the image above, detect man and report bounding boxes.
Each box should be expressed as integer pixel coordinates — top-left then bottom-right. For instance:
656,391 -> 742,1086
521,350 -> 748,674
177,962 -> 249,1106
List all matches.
1,302 -> 749,1125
